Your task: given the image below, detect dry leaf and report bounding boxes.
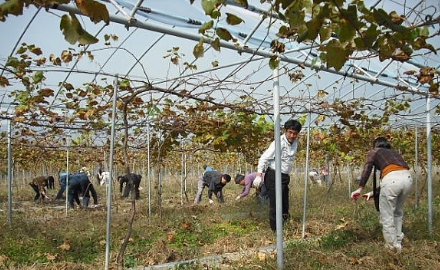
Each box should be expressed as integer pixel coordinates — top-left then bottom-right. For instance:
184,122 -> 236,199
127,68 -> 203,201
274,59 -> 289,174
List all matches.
45,252 -> 57,261
335,222 -> 349,230
0,254 -> 9,266
257,252 -> 266,261
167,231 -> 176,242
58,239 -> 71,251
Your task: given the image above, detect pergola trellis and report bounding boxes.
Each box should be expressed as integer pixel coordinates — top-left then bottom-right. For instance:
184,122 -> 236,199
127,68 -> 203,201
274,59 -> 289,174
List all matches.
1,0 -> 439,269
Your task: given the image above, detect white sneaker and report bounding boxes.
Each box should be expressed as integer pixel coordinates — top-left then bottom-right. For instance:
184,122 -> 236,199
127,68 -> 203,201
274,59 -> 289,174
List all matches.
385,243 -> 402,254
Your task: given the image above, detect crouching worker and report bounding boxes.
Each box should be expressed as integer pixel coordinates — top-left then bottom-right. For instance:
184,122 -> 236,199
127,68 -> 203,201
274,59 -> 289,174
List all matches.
118,173 -> 142,200
29,176 -> 51,202
234,172 -> 268,203
68,173 -> 98,208
55,172 -> 69,200
194,171 -> 231,204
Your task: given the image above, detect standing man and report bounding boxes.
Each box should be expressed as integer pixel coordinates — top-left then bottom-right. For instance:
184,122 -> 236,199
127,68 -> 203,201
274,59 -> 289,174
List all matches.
194,170 -> 231,204
256,119 -> 302,231
351,137 -> 413,253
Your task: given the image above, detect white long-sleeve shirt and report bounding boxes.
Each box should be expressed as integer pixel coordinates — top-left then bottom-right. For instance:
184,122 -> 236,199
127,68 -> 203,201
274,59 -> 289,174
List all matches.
257,134 -> 298,175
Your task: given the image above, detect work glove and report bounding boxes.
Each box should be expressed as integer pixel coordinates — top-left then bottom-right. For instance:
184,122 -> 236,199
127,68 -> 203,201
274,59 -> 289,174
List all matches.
209,199 -> 214,204
235,195 -> 241,200
362,191 -> 374,201
252,176 -> 263,188
350,187 -> 363,200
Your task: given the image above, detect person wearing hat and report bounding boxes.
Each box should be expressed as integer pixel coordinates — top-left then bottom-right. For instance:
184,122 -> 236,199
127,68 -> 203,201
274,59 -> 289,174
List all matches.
194,170 -> 231,204
234,172 -> 268,203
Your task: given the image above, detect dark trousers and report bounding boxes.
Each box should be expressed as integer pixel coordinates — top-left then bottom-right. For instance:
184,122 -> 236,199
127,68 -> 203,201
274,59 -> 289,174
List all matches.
264,168 -> 290,231
30,183 -> 41,201
123,183 -> 140,199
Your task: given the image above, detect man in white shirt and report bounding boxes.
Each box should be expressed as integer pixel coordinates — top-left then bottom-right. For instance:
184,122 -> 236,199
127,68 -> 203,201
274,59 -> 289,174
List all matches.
255,119 -> 302,231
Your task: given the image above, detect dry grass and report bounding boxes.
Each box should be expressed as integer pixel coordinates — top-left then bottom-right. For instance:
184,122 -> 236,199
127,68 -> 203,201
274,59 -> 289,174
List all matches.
0,174 -> 439,269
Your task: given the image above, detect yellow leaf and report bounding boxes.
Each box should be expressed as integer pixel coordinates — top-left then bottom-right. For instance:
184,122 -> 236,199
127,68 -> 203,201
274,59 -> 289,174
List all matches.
45,253 -> 57,261
75,0 -> 110,24
0,75 -> 10,87
257,251 -> 267,261
335,221 -> 348,230
58,239 -> 71,251
0,0 -> 24,22
167,231 -> 176,242
193,43 -> 204,59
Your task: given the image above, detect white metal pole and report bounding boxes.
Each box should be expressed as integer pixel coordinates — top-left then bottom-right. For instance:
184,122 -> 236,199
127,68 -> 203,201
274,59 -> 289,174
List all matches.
148,116 -> 152,220
414,126 -> 419,207
273,64 -> 283,269
105,76 -> 119,270
7,117 -> 13,225
181,138 -> 184,205
426,95 -> 433,235
302,112 -> 311,238
65,136 -> 70,216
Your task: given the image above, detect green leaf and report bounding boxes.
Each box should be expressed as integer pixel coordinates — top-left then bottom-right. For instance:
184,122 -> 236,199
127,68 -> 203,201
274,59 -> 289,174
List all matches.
285,5 -> 305,28
0,0 -> 24,22
5,56 -> 19,68
199,20 -> 214,35
211,37 -> 221,51
193,42 -> 205,59
373,8 -> 407,33
60,13 -> 99,45
305,17 -> 323,41
338,5 -> 358,42
216,27 -> 233,41
326,39 -> 350,71
269,55 -> 279,70
201,0 -> 216,16
225,13 -> 244,25
32,71 -> 45,83
296,29 -> 308,43
233,0 -> 248,8
319,26 -> 332,42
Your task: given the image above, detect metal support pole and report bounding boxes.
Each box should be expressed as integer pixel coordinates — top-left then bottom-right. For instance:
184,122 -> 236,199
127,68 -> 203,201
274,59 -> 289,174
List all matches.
105,76 -> 119,269
414,127 -> 419,208
302,112 -> 311,238
147,117 -> 151,219
426,95 -> 433,235
273,64 -> 284,269
65,136 -> 70,216
7,117 -> 13,225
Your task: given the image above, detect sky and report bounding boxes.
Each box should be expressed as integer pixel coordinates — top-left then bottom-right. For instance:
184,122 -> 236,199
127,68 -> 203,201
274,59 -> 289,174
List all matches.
0,0 -> 439,132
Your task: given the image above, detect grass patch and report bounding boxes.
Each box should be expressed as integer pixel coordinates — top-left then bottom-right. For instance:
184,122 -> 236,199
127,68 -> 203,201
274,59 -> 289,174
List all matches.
0,174 -> 439,269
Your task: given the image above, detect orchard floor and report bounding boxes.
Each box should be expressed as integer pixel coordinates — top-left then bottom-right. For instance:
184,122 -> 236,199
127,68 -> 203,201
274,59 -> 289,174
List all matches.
0,178 -> 439,269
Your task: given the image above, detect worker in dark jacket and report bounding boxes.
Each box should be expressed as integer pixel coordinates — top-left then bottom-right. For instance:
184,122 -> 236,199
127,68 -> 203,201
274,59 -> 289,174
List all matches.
194,170 -> 231,204
118,173 -> 142,200
68,173 -> 98,208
